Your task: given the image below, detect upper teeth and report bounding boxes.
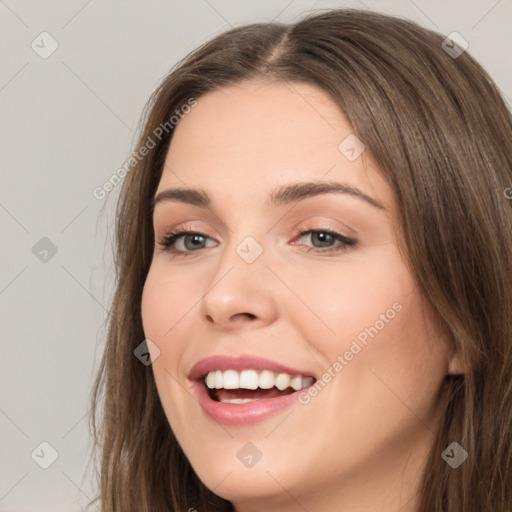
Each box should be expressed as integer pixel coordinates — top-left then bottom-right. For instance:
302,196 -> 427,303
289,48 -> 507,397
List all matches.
204,370 -> 314,391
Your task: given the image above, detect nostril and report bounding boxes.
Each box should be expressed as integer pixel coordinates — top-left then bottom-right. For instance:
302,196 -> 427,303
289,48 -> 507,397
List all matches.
205,313 -> 256,324
234,313 -> 256,321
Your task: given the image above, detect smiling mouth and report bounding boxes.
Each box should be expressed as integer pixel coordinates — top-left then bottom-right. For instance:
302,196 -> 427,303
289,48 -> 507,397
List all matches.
203,369 -> 316,404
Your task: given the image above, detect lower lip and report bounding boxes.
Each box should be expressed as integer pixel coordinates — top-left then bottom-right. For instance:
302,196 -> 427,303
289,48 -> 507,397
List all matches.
191,380 -> 308,426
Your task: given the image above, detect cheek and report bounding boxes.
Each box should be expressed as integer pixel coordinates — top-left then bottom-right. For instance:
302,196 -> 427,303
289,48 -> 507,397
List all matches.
286,246 -> 450,410
140,268 -> 198,425
140,267 -> 195,393
283,245 -> 413,354
141,266 -> 196,343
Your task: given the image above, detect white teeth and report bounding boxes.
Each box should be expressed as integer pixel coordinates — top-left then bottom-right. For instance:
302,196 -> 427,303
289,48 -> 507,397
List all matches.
220,398 -> 258,404
302,376 -> 314,388
275,373 -> 291,391
204,369 -> 314,391
239,370 -> 259,389
290,375 -> 303,391
205,372 -> 215,389
222,369 -> 239,389
214,370 -> 223,389
259,370 -> 275,389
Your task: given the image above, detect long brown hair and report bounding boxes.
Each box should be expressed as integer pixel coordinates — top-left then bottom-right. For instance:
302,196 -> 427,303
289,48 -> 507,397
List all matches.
89,8 -> 512,511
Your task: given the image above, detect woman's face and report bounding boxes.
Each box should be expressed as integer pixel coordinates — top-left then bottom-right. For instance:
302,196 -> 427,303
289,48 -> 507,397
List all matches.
141,79 -> 458,510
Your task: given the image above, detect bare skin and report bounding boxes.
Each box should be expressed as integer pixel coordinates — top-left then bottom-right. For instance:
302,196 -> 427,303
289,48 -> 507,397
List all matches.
141,79 -> 464,512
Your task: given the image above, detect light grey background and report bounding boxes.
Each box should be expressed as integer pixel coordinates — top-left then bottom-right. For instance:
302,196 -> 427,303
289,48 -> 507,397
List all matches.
1,0 -> 510,510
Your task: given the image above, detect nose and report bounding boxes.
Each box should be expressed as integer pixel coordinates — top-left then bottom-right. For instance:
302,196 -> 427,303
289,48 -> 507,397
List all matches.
199,237 -> 279,330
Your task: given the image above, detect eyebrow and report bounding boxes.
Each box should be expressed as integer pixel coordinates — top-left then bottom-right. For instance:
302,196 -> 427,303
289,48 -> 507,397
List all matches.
152,180 -> 385,211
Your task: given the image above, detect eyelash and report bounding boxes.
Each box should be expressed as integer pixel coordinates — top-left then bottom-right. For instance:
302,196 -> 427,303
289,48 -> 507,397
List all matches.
157,227 -> 357,257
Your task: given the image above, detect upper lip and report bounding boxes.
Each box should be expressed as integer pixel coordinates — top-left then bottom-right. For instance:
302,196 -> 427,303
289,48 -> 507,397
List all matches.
188,354 -> 317,381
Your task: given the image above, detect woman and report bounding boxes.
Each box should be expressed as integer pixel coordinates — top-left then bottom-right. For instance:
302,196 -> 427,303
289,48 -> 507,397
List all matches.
90,8 -> 512,511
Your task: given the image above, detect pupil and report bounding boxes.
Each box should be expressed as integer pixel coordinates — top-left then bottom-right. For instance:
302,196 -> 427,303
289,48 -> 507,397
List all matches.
314,232 -> 333,247
186,234 -> 204,250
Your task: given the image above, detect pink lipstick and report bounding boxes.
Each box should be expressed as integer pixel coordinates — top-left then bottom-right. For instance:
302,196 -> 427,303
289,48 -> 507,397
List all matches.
188,354 -> 316,426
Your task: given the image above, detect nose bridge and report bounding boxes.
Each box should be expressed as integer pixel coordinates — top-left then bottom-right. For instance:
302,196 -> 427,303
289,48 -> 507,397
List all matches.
216,211 -> 270,274
234,233 -> 266,266
199,229 -> 278,326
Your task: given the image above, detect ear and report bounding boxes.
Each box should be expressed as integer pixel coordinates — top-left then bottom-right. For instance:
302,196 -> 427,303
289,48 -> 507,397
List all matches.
447,348 -> 468,376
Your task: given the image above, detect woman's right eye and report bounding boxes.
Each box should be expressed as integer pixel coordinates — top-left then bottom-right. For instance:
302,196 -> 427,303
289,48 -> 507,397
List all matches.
158,228 -> 217,256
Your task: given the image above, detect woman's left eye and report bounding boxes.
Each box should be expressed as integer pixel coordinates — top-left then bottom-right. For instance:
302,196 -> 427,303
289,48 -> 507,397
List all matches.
293,229 -> 357,254
157,228 -> 356,256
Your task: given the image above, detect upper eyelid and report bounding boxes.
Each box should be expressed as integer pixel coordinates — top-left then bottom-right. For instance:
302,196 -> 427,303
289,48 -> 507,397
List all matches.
155,214 -> 357,235
157,225 -> 351,239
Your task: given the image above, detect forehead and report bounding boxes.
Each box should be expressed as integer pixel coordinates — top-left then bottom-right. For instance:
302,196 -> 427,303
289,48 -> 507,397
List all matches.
166,79 -> 347,165
157,79 -> 392,210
